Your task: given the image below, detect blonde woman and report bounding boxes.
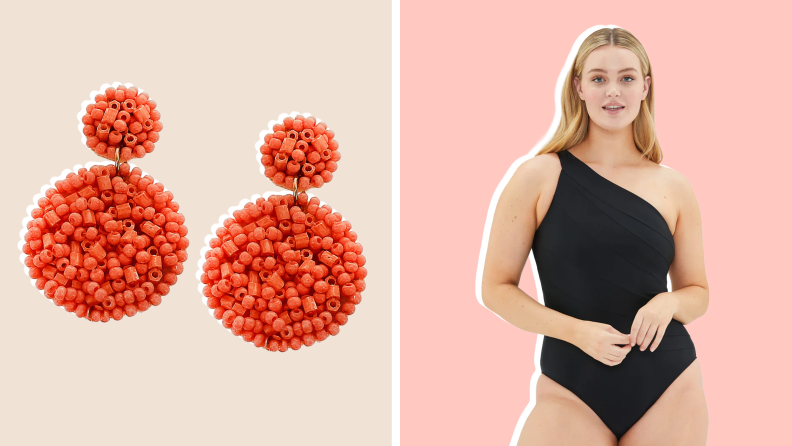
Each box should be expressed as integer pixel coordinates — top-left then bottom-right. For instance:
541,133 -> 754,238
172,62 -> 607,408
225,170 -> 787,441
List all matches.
480,28 -> 708,445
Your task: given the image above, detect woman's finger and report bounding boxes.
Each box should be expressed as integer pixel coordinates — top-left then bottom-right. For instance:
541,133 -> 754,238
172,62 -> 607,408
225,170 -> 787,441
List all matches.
607,343 -> 631,360
629,314 -> 644,346
635,318 -> 651,346
649,323 -> 667,352
639,323 -> 657,351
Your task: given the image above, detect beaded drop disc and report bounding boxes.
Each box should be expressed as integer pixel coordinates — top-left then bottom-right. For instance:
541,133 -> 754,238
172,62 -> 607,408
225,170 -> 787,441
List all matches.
79,82 -> 163,162
198,112 -> 366,351
19,83 -> 188,322
257,112 -> 341,191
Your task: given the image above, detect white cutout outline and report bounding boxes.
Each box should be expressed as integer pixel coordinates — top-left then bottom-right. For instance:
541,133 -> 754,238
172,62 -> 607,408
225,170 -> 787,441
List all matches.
471,24 -> 650,444
392,0 -> 400,443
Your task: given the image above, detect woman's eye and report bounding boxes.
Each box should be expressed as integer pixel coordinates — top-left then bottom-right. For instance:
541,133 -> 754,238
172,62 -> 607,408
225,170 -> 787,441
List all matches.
593,76 -> 635,83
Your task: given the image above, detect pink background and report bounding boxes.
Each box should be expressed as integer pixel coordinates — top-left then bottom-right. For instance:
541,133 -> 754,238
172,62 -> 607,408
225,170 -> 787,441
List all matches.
401,1 -> 791,444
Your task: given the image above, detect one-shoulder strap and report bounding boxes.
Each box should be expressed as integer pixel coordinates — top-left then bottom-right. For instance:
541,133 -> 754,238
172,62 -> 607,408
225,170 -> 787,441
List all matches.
556,150 -> 571,170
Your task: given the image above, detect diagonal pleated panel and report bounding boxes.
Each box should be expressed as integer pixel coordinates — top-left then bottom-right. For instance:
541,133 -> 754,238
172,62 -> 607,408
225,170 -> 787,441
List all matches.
556,196 -> 668,285
562,150 -> 675,246
563,173 -> 674,269
535,173 -> 669,298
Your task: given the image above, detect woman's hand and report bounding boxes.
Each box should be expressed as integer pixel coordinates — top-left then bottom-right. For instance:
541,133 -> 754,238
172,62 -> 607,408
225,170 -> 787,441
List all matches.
630,292 -> 680,352
572,320 -> 632,366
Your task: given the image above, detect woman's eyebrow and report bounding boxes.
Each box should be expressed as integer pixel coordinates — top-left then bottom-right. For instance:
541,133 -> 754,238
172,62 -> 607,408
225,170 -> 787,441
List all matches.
587,67 -> 639,74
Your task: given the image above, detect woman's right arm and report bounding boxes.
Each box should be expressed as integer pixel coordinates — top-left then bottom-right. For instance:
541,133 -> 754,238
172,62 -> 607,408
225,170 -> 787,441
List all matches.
480,156 -> 582,345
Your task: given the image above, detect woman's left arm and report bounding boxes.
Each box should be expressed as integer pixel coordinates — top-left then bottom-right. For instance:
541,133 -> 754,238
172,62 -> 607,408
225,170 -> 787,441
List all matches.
666,170 -> 710,325
630,170 -> 710,351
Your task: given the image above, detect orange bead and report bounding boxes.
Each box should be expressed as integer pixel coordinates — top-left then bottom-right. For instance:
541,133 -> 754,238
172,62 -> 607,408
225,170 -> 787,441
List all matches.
326,298 -> 341,312
133,105 -> 150,122
101,107 -> 118,124
281,132 -> 297,154
129,121 -> 143,135
301,295 -> 317,313
123,133 -> 137,147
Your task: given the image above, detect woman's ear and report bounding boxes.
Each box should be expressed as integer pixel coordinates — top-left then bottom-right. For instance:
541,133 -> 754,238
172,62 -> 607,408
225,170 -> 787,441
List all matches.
573,76 -> 584,101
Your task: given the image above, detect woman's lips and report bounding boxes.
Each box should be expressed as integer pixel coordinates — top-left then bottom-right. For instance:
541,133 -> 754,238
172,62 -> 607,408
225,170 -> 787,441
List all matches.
603,106 -> 624,114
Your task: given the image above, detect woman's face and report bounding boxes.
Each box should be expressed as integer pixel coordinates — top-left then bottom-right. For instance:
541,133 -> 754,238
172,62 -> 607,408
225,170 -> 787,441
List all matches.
574,45 -> 650,132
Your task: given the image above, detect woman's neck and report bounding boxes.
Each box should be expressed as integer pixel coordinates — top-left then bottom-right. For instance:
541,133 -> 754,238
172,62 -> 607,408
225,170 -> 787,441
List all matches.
573,123 -> 643,167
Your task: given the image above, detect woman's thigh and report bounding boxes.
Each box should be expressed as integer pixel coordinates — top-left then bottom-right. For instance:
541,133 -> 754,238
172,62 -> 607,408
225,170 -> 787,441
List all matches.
618,359 -> 708,446
516,374 -> 617,446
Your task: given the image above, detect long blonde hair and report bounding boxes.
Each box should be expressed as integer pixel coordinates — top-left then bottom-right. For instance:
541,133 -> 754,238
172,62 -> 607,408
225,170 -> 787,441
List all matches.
537,27 -> 662,163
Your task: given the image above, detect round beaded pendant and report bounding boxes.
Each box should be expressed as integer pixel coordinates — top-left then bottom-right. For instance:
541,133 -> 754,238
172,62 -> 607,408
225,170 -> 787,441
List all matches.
19,83 -> 188,322
198,112 -> 366,352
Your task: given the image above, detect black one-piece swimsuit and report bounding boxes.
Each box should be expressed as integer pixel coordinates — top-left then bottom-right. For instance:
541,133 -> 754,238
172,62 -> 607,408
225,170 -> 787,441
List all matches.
531,150 -> 697,440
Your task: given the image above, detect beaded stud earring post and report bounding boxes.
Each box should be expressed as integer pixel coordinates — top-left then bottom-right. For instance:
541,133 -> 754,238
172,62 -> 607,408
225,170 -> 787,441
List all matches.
19,82 -> 189,322
197,112 -> 367,352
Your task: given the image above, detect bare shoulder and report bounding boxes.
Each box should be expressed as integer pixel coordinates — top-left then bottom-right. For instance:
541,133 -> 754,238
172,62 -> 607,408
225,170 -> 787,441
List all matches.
516,152 -> 561,175
658,162 -> 700,215
509,152 -> 562,193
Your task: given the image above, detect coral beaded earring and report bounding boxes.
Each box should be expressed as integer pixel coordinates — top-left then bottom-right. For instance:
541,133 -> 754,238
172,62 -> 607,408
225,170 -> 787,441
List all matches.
19,82 -> 188,322
198,112 -> 366,352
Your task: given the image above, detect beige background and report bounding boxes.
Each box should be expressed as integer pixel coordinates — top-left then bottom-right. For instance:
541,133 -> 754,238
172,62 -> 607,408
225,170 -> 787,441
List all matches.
0,1 -> 391,445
